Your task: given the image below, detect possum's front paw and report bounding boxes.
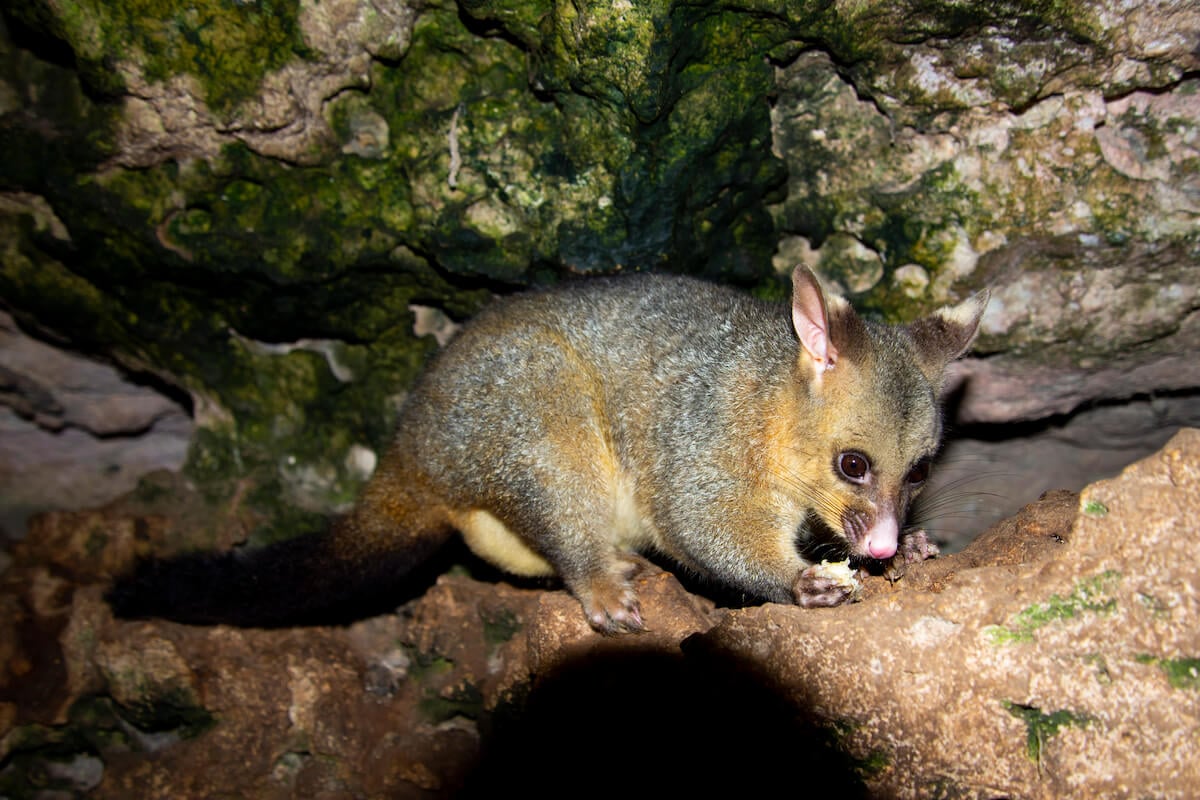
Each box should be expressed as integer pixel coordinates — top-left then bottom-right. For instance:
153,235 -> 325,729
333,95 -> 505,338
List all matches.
896,528 -> 940,563
884,528 -> 939,581
794,560 -> 862,608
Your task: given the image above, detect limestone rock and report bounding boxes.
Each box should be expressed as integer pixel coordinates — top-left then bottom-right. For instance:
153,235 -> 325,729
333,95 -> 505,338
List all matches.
3,0 -> 1197,541
770,32 -> 1199,425
0,312 -> 191,536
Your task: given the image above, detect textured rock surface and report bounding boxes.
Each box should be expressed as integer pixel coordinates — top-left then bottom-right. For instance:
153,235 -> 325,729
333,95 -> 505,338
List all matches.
0,312 -> 191,536
3,13 -> 1197,798
1,430 -> 1197,797
919,393 -> 1200,547
2,0 -> 1197,539
771,51 -> 1199,425
707,429 -> 1200,798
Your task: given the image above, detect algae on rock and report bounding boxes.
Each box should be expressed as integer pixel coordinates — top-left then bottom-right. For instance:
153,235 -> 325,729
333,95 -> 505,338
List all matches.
0,0 -> 790,533
1,0 -> 1198,535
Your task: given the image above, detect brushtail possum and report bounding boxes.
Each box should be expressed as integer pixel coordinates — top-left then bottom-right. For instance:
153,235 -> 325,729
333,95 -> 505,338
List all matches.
109,267 -> 988,633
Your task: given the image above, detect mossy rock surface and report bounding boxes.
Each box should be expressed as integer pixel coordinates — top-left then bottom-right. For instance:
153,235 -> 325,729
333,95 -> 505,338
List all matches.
1,0 -> 1196,532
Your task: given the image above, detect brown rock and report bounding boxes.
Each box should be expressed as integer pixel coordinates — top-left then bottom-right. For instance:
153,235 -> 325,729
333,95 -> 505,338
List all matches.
1,431 -> 1197,797
524,561 -> 724,677
12,510 -> 169,584
701,428 -> 1200,798
861,488 -> 1080,600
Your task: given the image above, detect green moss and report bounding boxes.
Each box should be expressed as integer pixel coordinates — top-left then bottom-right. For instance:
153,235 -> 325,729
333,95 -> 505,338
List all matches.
457,0 -> 552,50
985,571 -> 1121,644
871,163 -> 980,265
853,746 -> 890,779
0,693 -> 212,798
84,524 -> 109,557
1083,653 -> 1113,685
130,472 -> 175,503
1,698 -> 127,760
406,649 -> 455,680
400,646 -> 486,722
114,685 -> 216,738
184,425 -> 246,502
826,717 -> 893,781
749,272 -> 792,303
369,3 -> 572,278
105,0 -> 306,113
586,2 -> 786,279
1115,104 -> 1170,161
800,2 -> 884,66
1082,500 -> 1108,516
1136,655 -> 1200,691
11,0 -> 309,110
419,681 -> 485,723
480,607 -> 522,647
1135,592 -> 1171,619
1002,701 -> 1092,767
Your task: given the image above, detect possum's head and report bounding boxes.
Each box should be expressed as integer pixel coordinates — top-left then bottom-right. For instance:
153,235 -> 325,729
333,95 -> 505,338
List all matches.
789,266 -> 988,561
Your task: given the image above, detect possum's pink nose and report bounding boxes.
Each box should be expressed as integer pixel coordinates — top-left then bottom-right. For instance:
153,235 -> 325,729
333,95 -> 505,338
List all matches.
865,516 -> 899,560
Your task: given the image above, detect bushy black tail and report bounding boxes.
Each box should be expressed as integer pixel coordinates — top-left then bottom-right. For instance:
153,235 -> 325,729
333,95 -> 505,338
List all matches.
107,521 -> 452,628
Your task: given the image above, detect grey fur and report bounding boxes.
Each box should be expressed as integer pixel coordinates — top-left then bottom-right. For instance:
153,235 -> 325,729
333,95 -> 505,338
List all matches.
362,270 -> 987,632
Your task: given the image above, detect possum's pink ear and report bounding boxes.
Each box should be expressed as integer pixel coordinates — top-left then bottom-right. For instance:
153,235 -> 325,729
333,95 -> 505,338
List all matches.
791,266 -> 838,374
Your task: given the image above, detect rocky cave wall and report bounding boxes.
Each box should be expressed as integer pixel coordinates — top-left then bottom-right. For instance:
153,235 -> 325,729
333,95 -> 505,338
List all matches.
2,0 -> 1198,548
1,0 -> 1197,544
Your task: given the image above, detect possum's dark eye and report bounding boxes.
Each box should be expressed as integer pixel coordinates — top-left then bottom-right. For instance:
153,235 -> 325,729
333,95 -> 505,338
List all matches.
906,459 -> 932,486
836,451 -> 871,483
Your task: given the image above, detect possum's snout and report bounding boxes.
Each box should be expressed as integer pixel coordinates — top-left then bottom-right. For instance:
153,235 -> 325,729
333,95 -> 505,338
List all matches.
844,509 -> 899,560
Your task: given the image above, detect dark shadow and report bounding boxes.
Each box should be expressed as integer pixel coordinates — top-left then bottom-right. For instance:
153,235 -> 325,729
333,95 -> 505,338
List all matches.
106,534 -> 557,629
459,641 -> 872,798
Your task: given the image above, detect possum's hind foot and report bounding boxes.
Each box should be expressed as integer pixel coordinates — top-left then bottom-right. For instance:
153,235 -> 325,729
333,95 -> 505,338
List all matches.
575,554 -> 649,635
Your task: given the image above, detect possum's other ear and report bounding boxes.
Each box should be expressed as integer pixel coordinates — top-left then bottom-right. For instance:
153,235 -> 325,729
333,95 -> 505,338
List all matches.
907,289 -> 990,385
791,266 -> 838,377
